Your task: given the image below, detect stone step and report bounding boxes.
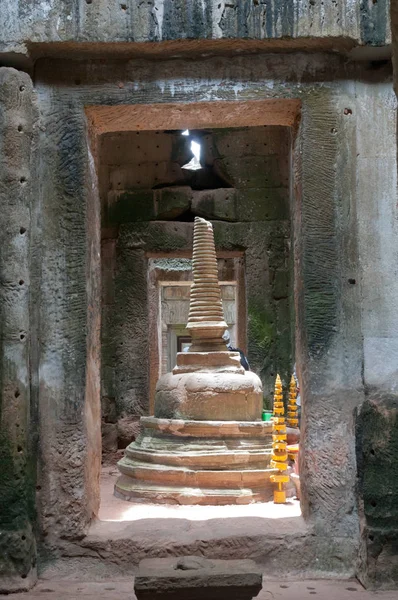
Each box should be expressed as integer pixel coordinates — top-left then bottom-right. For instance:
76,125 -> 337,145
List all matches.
125,446 -> 272,469
117,457 -> 275,489
141,416 -> 272,438
134,433 -> 271,453
114,475 -> 273,504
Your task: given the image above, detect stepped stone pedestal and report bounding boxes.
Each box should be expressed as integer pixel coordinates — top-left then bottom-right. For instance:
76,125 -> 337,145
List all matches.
115,217 -> 275,505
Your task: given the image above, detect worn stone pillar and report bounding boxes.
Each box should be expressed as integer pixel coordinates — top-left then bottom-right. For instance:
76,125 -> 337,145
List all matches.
295,86 -> 364,566
34,84 -> 102,541
0,68 -> 37,592
355,7 -> 398,585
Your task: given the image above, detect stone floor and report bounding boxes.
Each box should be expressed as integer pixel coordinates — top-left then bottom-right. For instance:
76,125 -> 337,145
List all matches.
3,579 -> 397,599
44,466 -> 302,580
8,470 -> 392,599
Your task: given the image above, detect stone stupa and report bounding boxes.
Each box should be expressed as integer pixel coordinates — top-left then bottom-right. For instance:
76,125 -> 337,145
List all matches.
115,217 -> 274,504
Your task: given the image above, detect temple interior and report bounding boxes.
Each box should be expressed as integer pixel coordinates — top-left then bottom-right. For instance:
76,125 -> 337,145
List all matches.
1,2 -> 398,596
100,126 -> 294,465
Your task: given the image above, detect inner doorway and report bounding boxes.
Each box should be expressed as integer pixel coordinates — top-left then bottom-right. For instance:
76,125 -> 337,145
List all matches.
96,115 -> 299,522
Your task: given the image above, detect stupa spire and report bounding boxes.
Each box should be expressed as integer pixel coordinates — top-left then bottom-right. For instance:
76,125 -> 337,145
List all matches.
187,217 -> 228,351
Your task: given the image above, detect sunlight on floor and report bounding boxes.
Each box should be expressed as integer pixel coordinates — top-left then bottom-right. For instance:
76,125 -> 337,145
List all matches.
99,465 -> 302,522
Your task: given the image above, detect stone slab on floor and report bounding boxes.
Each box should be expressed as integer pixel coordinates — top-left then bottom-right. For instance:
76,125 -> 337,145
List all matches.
2,579 -> 398,599
134,556 -> 262,599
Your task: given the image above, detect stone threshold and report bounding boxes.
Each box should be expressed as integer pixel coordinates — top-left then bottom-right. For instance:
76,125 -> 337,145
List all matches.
9,578 -> 396,599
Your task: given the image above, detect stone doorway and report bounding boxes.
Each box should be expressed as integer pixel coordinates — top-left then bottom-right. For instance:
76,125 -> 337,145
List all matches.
98,119 -> 296,518
33,67 -> 364,578
97,125 -> 294,468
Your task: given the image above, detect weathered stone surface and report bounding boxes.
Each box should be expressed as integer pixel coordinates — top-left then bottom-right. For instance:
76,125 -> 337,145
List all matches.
101,396 -> 118,424
354,76 -> 398,588
191,189 -> 237,221
357,394 -> 398,587
155,187 -> 192,220
78,510 -> 354,577
214,155 -> 288,189
108,162 -> 184,192
115,412 -> 276,504
393,2 -> 398,100
235,188 -> 289,222
0,0 -> 391,64
134,556 -> 262,600
34,62 -> 102,543
117,416 -> 141,449
101,423 -> 118,454
0,39 -> 391,589
172,350 -> 243,372
113,247 -> 149,418
154,370 -> 263,421
0,67 -> 38,591
33,53 -> 363,542
107,190 -> 155,223
141,415 -> 272,437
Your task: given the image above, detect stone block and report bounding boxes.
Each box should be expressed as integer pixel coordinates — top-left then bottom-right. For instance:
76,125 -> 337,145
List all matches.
273,270 -> 290,299
101,396 -> 117,424
191,188 -> 237,221
0,0 -> 391,58
101,364 -> 115,399
117,416 -> 141,449
102,131 -> 174,164
106,190 -> 155,224
214,156 -> 289,189
102,423 -> 118,453
235,188 -> 289,221
154,186 -> 191,219
364,337 -> 398,388
276,299 -> 292,372
212,126 -> 290,158
134,556 -> 262,600
109,161 -> 184,190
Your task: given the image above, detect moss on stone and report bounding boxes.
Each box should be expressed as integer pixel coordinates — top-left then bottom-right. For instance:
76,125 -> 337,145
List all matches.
357,397 -> 398,528
155,187 -> 191,220
247,302 -> 276,394
106,190 -> 155,225
0,430 -> 36,582
119,222 -> 190,252
0,432 -> 28,530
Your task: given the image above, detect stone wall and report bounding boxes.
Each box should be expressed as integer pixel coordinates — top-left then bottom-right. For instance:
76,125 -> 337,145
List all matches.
353,1 -> 398,588
26,53 -> 368,573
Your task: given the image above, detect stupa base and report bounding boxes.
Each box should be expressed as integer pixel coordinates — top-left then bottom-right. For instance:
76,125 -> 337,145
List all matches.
114,416 -> 289,506
114,476 -> 274,505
